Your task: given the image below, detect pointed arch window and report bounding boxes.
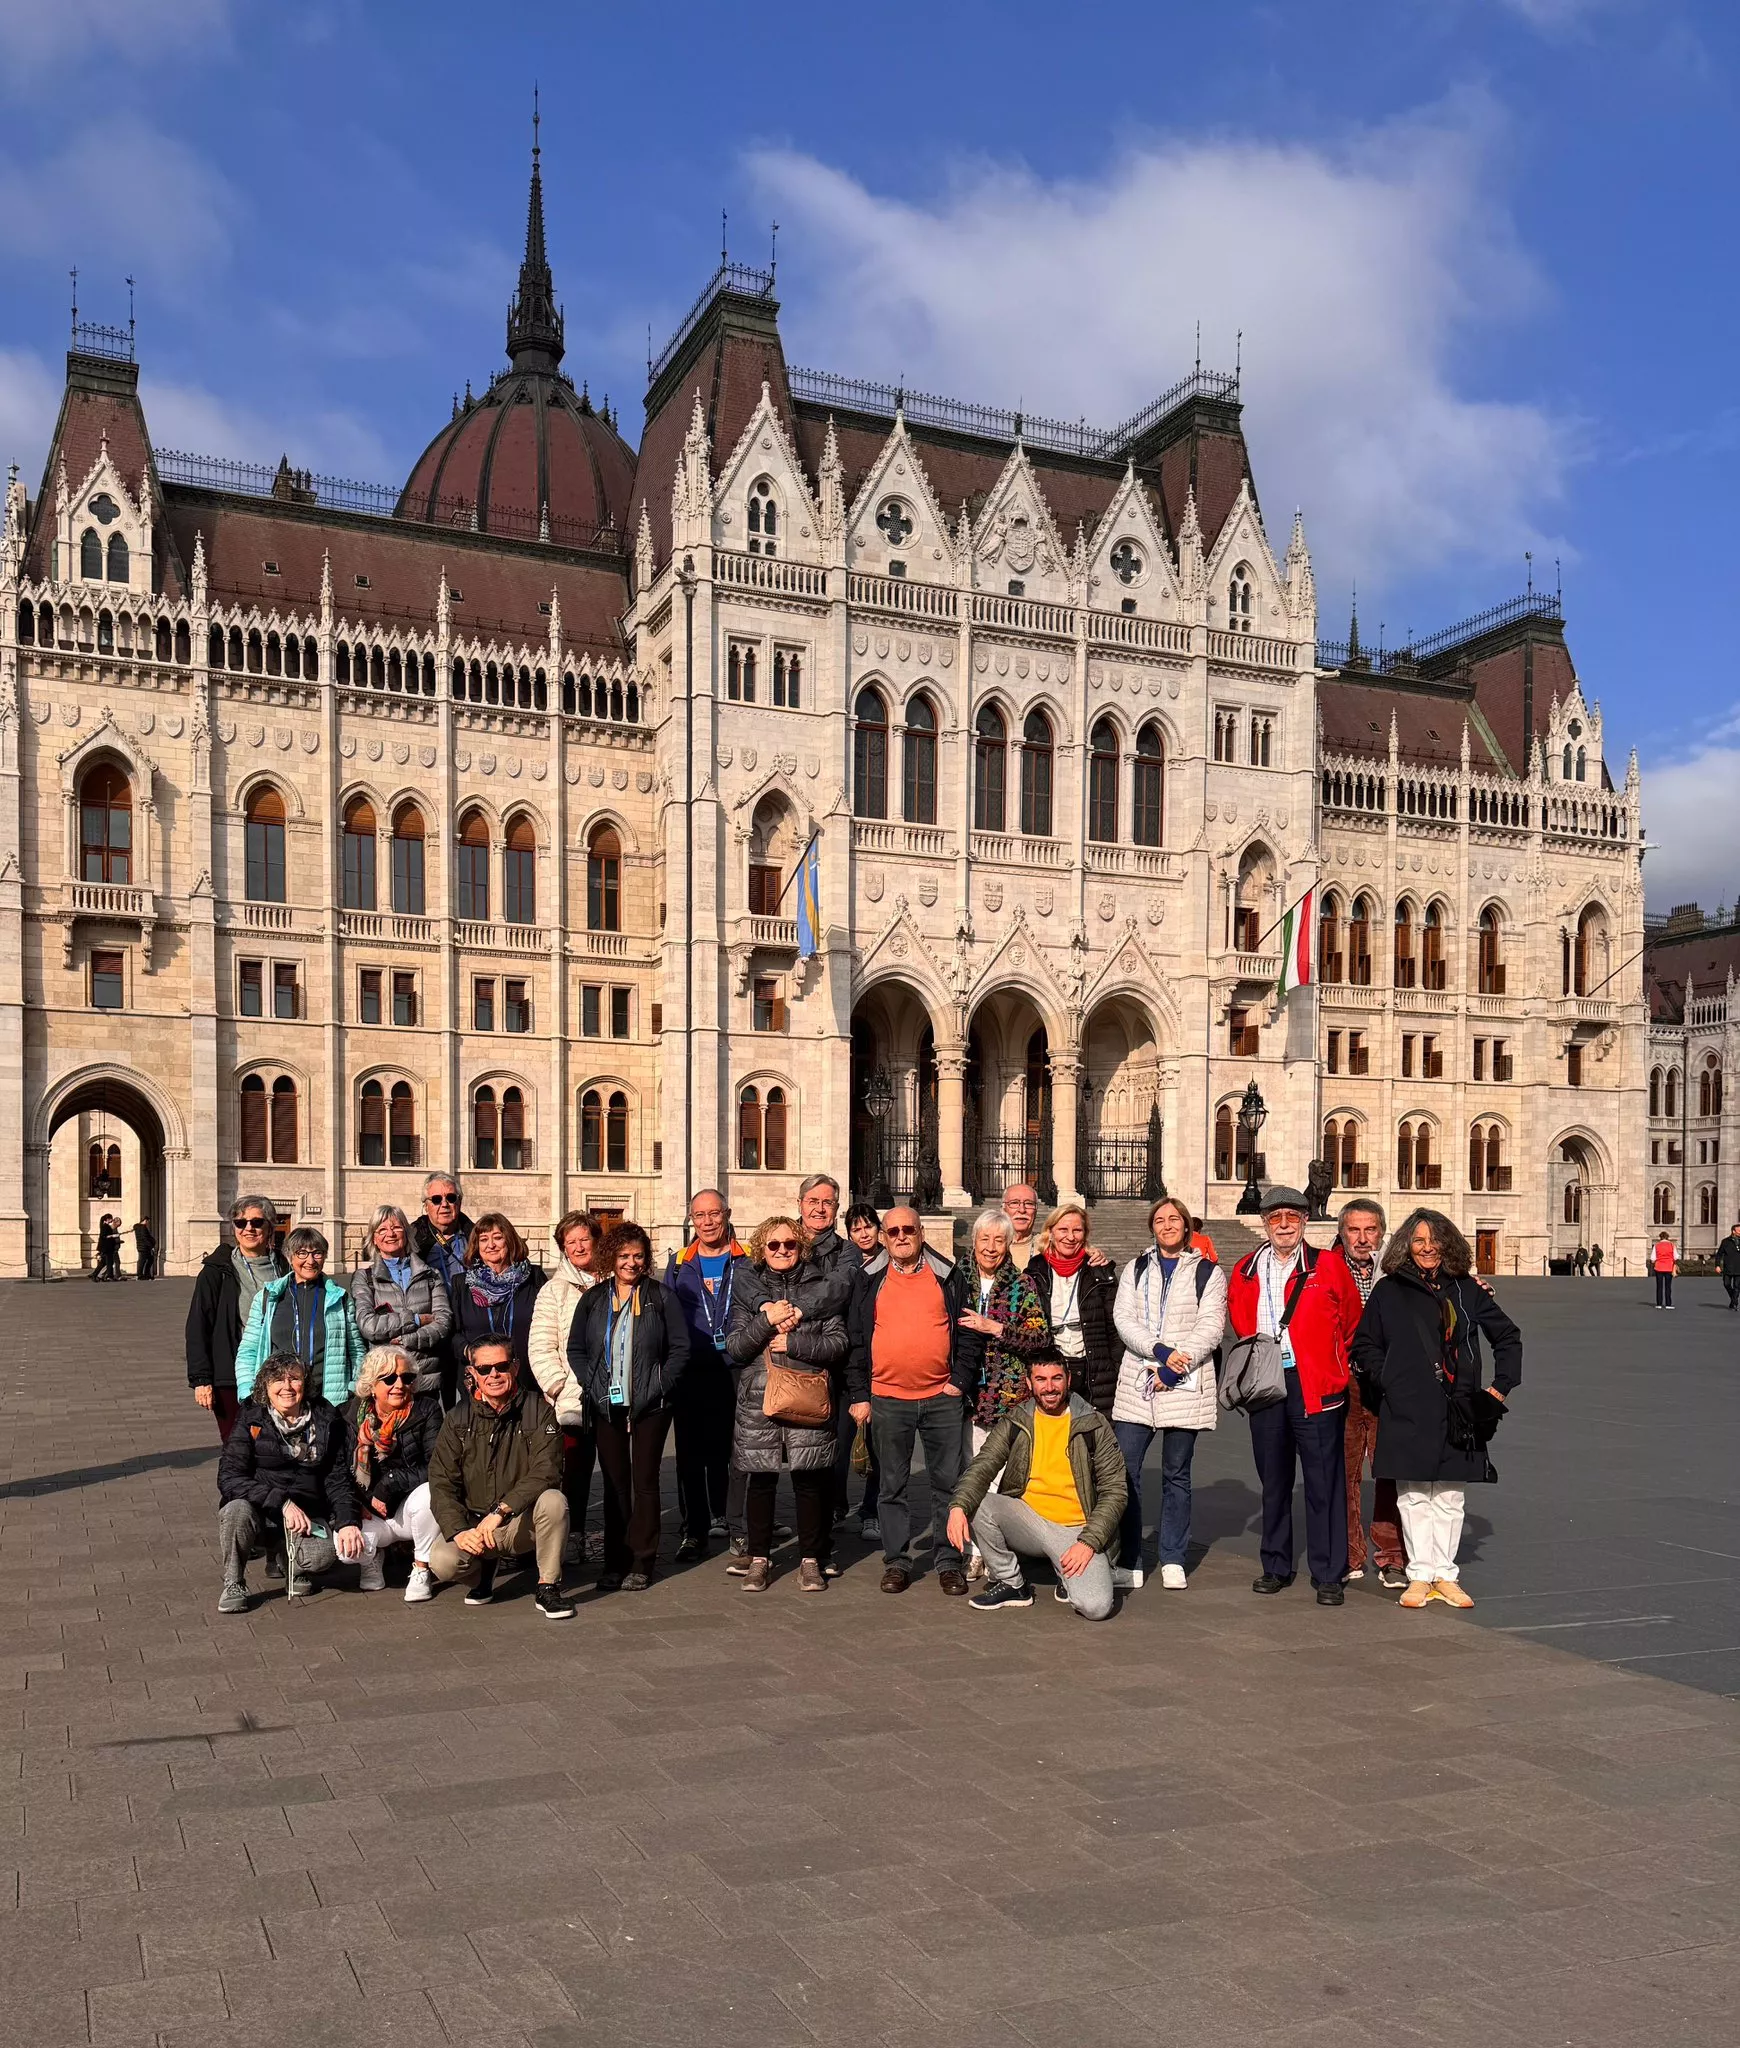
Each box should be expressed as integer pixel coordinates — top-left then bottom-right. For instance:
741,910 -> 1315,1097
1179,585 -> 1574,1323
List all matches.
245,786 -> 287,903
1394,902 -> 1415,988
1664,1069 -> 1679,1120
853,690 -> 888,819
358,1079 -> 385,1166
586,823 -> 621,931
271,1075 -> 299,1163
502,1086 -> 527,1170
388,1080 -> 417,1167
80,764 -> 133,885
1132,723 -> 1164,846
89,1139 -> 123,1197
1422,902 -> 1445,990
1088,719 -> 1119,844
1227,564 -> 1253,633
580,1089 -> 604,1173
1477,906 -> 1504,994
746,477 -> 778,555
391,803 -> 426,915
106,533 -> 129,585
1649,1067 -> 1662,1119
902,695 -> 937,824
1019,710 -> 1053,837
240,1075 -> 269,1164
1318,893 -> 1343,984
473,1085 -> 498,1170
80,529 -> 102,580
342,796 -> 377,910
1349,895 -> 1374,986
738,1083 -> 786,1171
456,810 -> 490,921
1397,1120 -> 1414,1192
504,813 -> 537,925
1214,1103 -> 1235,1181
973,704 -> 1007,832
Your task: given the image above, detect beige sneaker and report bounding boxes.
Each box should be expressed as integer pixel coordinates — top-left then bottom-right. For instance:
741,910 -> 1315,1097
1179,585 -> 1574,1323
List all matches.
1159,1563 -> 1187,1590
1399,1580 -> 1434,1609
742,1557 -> 772,1592
1433,1578 -> 1474,1609
798,1559 -> 827,1593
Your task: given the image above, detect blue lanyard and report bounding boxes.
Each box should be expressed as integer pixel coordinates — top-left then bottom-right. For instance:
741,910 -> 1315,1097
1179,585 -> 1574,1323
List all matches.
699,1260 -> 733,1343
485,1290 -> 517,1343
1141,1256 -> 1176,1333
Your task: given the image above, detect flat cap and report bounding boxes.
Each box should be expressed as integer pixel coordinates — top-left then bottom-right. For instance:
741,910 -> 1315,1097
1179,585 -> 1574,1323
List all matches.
1259,1185 -> 1308,1215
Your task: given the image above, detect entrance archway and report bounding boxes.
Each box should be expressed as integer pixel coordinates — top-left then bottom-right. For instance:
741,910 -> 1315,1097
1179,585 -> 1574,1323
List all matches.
850,981 -> 942,1207
966,989 -> 1054,1203
32,1066 -> 184,1279
1079,995 -> 1165,1202
1550,1132 -> 1606,1259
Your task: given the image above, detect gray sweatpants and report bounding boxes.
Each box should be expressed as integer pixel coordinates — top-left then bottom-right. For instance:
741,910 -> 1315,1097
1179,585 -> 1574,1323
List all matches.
218,1498 -> 340,1586
970,1491 -> 1115,1620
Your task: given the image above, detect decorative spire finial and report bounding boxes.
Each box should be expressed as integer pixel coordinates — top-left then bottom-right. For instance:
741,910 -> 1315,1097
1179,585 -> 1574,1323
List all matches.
506,92 -> 564,371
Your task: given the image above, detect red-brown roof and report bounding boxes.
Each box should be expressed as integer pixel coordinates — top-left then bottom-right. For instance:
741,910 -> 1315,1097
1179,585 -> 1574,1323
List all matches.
1645,924 -> 1740,1022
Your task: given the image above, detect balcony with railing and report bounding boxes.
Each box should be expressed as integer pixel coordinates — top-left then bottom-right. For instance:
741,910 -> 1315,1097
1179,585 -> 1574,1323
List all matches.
338,910 -> 434,944
240,901 -> 293,932
454,920 -> 548,955
852,820 -> 951,859
716,550 -> 830,600
1084,609 -> 1192,655
1208,627 -> 1299,671
1084,843 -> 1182,880
1396,988 -> 1455,1015
971,831 -> 1065,868
70,881 -> 150,919
573,930 -> 630,960
750,915 -> 798,949
846,571 -> 958,620
969,590 -> 1075,640
1228,950 -> 1281,984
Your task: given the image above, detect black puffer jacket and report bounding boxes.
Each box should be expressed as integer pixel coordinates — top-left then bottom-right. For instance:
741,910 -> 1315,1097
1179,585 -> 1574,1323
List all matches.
567,1278 -> 691,1419
186,1244 -> 286,1390
217,1398 -> 361,1527
342,1392 -> 443,1513
724,1260 -> 855,1472
1352,1266 -> 1522,1485
1024,1255 -> 1122,1417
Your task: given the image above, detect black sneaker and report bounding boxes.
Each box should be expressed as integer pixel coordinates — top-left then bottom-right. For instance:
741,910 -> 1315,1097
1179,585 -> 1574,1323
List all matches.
1252,1573 -> 1295,1595
464,1563 -> 498,1607
969,1579 -> 1033,1613
1314,1582 -> 1346,1607
674,1536 -> 706,1564
264,1550 -> 286,1582
534,1582 -> 575,1620
1378,1565 -> 1408,1590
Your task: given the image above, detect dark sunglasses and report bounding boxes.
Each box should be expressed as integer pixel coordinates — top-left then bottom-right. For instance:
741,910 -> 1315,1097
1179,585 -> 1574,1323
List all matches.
376,1370 -> 417,1385
472,1361 -> 515,1377
764,1238 -> 800,1252
427,1193 -> 459,1207
235,1218 -> 268,1231
886,1226 -> 919,1238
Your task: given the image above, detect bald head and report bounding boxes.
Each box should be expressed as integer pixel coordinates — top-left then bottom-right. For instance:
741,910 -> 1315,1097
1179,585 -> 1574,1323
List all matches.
882,1206 -> 924,1268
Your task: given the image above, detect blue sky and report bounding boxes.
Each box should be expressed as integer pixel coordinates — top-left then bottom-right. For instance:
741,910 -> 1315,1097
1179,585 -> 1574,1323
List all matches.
2,0 -> 1735,909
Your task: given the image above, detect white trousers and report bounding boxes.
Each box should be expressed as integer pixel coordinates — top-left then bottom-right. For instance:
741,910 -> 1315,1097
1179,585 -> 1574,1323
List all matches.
1396,1483 -> 1466,1583
361,1480 -> 440,1563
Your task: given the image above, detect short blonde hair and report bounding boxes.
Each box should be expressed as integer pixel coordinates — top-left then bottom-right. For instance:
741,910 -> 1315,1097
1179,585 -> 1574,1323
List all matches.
1036,1202 -> 1090,1256
354,1344 -> 415,1403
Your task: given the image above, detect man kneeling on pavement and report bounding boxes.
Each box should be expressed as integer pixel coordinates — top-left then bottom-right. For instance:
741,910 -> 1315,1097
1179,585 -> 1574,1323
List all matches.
947,1357 -> 1127,1619
426,1336 -> 575,1619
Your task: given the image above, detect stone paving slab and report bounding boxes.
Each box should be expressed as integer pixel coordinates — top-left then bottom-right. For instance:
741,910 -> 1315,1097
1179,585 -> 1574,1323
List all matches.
2,1275 -> 1740,2046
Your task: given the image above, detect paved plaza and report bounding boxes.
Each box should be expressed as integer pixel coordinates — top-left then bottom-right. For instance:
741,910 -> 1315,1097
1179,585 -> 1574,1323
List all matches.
3,1274 -> 1740,2048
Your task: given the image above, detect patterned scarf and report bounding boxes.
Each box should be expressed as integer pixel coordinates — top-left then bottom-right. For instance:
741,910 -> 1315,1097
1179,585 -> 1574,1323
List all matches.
267,1404 -> 319,1464
467,1259 -> 531,1308
353,1401 -> 404,1492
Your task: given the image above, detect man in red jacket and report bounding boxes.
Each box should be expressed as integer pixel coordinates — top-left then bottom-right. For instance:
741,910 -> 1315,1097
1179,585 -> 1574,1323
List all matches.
1225,1186 -> 1365,1605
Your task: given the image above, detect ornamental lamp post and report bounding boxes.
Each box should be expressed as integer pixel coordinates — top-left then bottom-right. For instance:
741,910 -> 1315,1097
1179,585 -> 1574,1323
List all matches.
1235,1078 -> 1267,1217
863,1066 -> 896,1207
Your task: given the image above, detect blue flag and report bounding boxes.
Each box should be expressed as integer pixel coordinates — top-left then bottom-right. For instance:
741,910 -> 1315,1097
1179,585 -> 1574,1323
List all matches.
795,835 -> 821,958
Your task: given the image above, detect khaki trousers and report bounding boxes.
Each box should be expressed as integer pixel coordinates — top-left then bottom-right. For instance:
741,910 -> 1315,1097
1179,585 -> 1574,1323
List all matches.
429,1489 -> 568,1586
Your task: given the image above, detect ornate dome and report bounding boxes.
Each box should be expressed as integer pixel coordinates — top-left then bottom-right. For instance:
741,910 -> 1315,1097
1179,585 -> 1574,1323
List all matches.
397,121 -> 636,549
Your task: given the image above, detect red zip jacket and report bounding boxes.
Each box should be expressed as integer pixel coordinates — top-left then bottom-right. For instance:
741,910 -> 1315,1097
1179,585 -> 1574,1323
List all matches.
1225,1244 -> 1363,1415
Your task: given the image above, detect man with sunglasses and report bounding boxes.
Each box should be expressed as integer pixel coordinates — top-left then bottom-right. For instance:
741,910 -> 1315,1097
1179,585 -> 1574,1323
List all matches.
427,1337 -> 574,1618
411,1173 -> 474,1403
186,1195 -> 287,1442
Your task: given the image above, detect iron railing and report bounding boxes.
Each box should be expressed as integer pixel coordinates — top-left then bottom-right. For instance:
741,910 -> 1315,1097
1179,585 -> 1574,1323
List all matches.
649,261 -> 776,387
1319,591 -> 1563,674
71,319 -> 136,363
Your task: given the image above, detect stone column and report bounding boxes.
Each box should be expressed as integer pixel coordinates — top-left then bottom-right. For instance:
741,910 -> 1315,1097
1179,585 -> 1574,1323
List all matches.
937,1048 -> 969,1209
1051,1050 -> 1081,1205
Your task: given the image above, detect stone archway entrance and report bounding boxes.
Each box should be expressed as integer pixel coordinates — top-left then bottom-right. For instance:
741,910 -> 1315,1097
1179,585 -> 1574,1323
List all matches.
33,1069 -> 180,1280
965,990 -> 1054,1204
849,981 -> 943,1209
1078,994 -> 1165,1203
1550,1134 -> 1606,1262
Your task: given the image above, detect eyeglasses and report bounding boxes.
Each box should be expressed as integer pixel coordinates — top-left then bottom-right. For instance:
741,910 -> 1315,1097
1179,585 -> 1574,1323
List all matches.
427,1193 -> 459,1208
376,1371 -> 417,1385
764,1239 -> 800,1253
235,1218 -> 267,1232
473,1361 -> 515,1378
885,1225 -> 919,1238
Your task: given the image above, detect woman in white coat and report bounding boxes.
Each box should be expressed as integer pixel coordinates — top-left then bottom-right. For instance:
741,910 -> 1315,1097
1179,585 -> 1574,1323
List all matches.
1111,1197 -> 1228,1590
527,1209 -> 600,1562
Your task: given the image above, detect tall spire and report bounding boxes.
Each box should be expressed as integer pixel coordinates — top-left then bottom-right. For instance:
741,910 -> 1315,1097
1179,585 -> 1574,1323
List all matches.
506,87 -> 565,372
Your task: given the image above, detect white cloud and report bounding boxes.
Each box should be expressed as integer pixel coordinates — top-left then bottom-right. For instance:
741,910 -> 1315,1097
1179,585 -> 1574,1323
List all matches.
1495,0 -> 1624,25
140,375 -> 395,481
0,116 -> 237,282
0,0 -> 230,73
1642,712 -> 1740,912
747,99 -> 1576,609
0,347 -> 60,488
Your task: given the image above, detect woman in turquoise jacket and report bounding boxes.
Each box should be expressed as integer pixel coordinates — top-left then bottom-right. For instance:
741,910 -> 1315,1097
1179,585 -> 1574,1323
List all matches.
234,1225 -> 366,1407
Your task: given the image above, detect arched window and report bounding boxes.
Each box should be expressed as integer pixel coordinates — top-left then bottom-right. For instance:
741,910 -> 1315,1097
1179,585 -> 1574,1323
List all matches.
473,1085 -> 497,1170
1214,1103 -> 1234,1181
1477,906 -> 1504,994
1339,1118 -> 1360,1186
106,533 -> 129,585
748,797 -> 789,917
1699,1184 -> 1717,1228
1422,903 -> 1445,990
1394,902 -> 1415,988
1324,1118 -> 1341,1189
17,600 -> 34,644
1348,896 -> 1373,986
973,704 -> 1007,832
1653,1184 -> 1674,1227
587,824 -> 621,932
40,600 -> 55,647
156,616 -> 172,662
1132,723 -> 1164,846
266,632 -> 283,677
359,1080 -> 385,1165
285,633 -> 301,679
391,803 -> 425,916
248,629 -> 264,674
763,1085 -> 788,1171
504,814 -> 536,925
1398,1120 -> 1414,1191
1664,1069 -> 1679,1121
240,1074 -> 269,1163
1227,564 -> 1253,633
1087,719 -> 1119,843
228,625 -> 244,670
853,690 -> 888,819
1413,1122 -> 1434,1187
98,608 -> 114,654
1469,1122 -> 1486,1191
580,1089 -> 604,1173
176,619 -> 192,665
1562,744 -> 1574,781
389,1080 -> 417,1167
1318,893 -> 1343,984
271,1075 -> 298,1163
80,529 -> 102,580
244,786 -> 287,903
89,1139 -> 123,1197
1574,903 -> 1606,997
738,1084 -> 764,1170
1650,1067 -> 1662,1119
903,695 -> 937,824
1019,710 -> 1053,837
1576,746 -> 1587,783
456,810 -> 490,922
341,796 -> 377,910
79,764 -> 132,885
746,477 -> 778,554
502,1086 -> 527,1170
607,1091 -> 629,1172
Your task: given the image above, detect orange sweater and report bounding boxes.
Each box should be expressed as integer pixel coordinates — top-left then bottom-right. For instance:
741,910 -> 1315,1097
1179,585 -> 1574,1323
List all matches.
871,1264 -> 953,1400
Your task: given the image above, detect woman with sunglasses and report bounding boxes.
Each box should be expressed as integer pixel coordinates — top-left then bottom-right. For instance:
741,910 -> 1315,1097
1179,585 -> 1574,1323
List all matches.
450,1213 -> 546,1380
724,1217 -> 857,1593
186,1195 -> 288,1441
350,1205 -> 454,1400
345,1345 -> 444,1602
233,1226 -> 366,1409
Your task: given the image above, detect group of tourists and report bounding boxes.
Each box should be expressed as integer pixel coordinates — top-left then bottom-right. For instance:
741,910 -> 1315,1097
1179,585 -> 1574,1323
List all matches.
187,1168 -> 1523,1622
90,1215 -> 156,1281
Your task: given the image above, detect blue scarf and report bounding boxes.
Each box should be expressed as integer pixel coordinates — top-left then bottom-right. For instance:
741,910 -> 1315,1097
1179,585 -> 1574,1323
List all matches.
467,1259 -> 530,1309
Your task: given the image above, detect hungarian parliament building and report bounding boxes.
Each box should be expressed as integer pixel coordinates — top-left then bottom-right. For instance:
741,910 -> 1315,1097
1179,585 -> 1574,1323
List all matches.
2,142 -> 1677,1280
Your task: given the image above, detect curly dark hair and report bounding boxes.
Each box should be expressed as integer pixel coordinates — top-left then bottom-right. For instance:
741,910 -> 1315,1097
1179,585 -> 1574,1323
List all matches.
598,1219 -> 652,1271
1381,1207 -> 1473,1278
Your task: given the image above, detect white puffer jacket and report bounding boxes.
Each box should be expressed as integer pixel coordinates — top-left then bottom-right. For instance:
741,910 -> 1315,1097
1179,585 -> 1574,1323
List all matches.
527,1257 -> 597,1426
1112,1247 -> 1228,1431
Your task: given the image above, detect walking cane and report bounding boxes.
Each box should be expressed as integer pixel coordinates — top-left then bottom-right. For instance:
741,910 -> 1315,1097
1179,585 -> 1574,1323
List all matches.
285,1527 -> 300,1602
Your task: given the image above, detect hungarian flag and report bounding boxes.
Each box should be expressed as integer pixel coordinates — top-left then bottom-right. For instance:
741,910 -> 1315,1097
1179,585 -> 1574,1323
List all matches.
1277,886 -> 1315,1001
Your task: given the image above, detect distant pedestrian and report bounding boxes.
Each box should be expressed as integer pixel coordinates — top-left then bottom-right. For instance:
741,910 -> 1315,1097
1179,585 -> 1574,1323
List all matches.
1352,1209 -> 1521,1610
1717,1224 -> 1740,1312
133,1219 -> 157,1280
91,1214 -> 118,1281
1588,1243 -> 1604,1278
1572,1245 -> 1588,1278
1652,1232 -> 1677,1309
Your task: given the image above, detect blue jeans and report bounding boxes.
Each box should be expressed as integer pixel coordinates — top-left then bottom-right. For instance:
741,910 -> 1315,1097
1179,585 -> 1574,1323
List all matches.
1112,1422 -> 1199,1570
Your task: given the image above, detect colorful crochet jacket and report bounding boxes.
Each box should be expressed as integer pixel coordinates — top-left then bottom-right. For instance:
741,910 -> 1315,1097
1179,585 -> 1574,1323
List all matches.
960,1260 -> 1053,1428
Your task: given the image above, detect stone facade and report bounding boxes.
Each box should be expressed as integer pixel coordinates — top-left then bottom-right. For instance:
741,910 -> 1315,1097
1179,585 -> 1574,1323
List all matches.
0,178 -> 1653,1278
1643,912 -> 1739,1253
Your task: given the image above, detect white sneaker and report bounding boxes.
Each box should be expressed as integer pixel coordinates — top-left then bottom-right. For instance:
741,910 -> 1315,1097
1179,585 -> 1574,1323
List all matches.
358,1547 -> 386,1593
403,1563 -> 435,1604
1159,1563 -> 1188,1590
1112,1566 -> 1144,1591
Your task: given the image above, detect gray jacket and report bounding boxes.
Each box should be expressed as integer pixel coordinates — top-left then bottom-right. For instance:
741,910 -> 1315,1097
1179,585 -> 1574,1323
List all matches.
349,1254 -> 455,1397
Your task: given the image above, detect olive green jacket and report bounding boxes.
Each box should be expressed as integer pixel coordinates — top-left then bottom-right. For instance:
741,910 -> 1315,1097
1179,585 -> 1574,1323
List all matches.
951,1393 -> 1128,1556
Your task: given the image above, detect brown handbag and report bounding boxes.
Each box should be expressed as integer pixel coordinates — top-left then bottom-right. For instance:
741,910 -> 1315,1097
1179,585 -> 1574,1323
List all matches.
762,1351 -> 833,1427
